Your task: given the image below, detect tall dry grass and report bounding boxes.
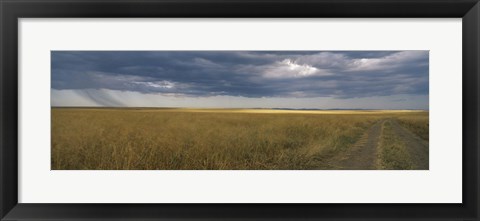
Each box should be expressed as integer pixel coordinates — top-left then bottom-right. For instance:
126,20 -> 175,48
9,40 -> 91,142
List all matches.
396,112 -> 429,141
51,108 -> 427,170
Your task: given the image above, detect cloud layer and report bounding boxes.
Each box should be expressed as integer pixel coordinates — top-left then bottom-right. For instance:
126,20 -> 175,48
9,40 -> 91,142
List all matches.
51,51 -> 428,109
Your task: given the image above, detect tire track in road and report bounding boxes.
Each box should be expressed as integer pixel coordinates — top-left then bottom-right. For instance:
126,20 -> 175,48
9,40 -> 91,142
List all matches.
327,120 -> 385,170
325,118 -> 428,170
388,120 -> 429,169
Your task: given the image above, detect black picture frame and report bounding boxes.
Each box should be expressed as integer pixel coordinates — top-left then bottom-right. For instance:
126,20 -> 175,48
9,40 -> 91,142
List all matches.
1,0 -> 479,220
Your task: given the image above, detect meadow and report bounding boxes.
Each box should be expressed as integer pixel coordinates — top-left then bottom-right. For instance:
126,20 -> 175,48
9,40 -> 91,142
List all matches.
51,108 -> 429,170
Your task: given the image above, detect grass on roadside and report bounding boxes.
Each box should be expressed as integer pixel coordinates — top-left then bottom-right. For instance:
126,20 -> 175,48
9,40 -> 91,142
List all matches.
396,113 -> 429,141
377,121 -> 414,170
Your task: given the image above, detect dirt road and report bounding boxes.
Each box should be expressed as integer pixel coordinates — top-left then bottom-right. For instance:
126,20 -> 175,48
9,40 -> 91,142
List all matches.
388,120 -> 429,169
326,119 -> 428,170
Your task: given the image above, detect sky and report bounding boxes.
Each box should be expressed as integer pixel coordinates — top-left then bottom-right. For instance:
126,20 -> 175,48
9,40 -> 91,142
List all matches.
51,51 -> 429,109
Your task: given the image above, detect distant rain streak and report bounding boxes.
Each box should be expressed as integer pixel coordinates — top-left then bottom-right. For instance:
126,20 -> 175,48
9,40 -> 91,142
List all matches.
51,51 -> 429,110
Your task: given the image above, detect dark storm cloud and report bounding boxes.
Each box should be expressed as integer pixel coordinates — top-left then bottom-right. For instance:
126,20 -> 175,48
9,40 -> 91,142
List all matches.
51,51 -> 428,98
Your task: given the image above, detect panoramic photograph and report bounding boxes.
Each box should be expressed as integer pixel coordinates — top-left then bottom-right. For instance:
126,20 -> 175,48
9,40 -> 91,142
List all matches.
51,51 -> 429,170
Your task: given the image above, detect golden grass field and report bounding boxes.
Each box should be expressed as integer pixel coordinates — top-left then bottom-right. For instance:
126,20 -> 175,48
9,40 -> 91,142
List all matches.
51,108 -> 429,170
